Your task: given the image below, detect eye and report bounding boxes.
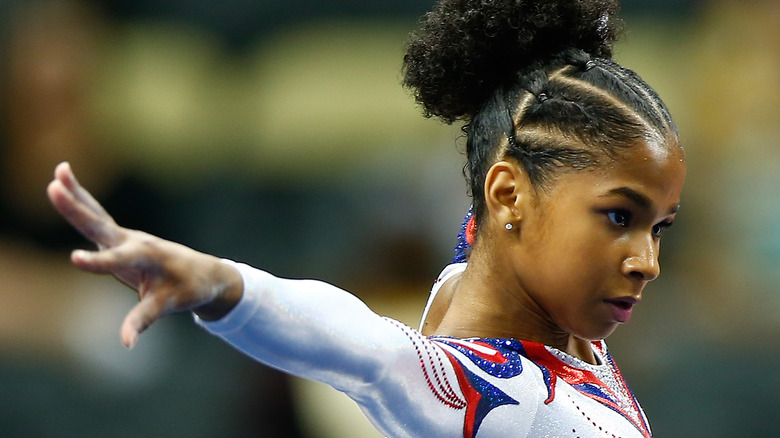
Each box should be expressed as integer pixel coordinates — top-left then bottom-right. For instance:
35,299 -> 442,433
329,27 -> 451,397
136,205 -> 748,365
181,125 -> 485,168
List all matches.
606,210 -> 631,227
652,221 -> 673,238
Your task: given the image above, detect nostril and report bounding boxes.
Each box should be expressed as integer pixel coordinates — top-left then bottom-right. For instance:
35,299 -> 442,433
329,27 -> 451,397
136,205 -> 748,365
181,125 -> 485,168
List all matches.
623,256 -> 660,282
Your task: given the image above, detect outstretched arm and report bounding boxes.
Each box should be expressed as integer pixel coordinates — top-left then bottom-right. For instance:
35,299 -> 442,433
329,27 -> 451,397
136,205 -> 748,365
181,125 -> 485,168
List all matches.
47,162 -> 468,437
47,162 -> 243,348
200,261 -> 470,437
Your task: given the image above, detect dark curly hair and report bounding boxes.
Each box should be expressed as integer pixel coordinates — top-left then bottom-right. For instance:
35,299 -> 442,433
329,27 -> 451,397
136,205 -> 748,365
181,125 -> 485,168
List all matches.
403,0 -> 679,227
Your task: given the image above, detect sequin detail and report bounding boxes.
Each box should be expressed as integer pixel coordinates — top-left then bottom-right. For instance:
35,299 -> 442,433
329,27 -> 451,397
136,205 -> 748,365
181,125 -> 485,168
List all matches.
434,338 -> 523,438
434,338 -> 524,379
439,351 -> 519,438
452,207 -> 474,264
549,343 -> 642,422
437,337 -> 651,438
568,393 -> 626,438
384,318 -> 466,409
523,340 -> 652,438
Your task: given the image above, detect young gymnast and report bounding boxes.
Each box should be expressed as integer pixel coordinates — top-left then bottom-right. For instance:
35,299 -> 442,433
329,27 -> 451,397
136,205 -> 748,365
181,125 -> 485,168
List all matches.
47,0 -> 685,436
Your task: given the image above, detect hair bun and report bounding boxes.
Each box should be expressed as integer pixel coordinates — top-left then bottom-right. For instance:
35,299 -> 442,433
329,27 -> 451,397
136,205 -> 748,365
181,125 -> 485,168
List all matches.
403,0 -> 623,123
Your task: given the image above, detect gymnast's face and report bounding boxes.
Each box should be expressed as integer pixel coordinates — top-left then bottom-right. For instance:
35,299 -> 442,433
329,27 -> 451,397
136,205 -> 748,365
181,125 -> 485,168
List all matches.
510,140 -> 686,341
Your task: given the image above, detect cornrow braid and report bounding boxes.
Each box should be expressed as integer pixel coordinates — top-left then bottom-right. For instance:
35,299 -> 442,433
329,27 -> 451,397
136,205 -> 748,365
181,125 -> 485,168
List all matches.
402,0 -> 681,233
466,49 -> 679,224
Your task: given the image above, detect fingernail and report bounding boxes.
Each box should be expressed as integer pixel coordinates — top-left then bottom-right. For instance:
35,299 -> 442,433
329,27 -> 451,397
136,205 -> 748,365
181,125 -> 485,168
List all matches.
123,334 -> 137,350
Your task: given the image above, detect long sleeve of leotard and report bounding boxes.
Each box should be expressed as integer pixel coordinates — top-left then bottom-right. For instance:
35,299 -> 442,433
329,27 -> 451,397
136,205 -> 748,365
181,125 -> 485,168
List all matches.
195,260 -> 475,438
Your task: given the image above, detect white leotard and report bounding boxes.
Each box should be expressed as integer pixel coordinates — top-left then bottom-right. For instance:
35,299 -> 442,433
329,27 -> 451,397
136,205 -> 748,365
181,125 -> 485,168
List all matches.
197,261 -> 651,437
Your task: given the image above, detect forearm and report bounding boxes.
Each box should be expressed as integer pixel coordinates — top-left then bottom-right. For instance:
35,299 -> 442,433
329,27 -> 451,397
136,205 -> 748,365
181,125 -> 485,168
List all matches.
197,261 -> 407,389
195,261 -> 467,437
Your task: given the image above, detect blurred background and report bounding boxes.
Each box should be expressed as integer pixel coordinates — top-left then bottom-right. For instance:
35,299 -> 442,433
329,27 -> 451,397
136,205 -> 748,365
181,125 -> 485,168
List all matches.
0,0 -> 777,436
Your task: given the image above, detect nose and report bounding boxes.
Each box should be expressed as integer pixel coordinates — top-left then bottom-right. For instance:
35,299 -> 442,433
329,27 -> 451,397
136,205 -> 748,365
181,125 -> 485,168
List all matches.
621,235 -> 660,282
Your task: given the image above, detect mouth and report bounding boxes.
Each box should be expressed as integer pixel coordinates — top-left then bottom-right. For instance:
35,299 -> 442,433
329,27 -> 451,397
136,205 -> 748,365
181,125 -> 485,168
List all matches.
604,297 -> 638,323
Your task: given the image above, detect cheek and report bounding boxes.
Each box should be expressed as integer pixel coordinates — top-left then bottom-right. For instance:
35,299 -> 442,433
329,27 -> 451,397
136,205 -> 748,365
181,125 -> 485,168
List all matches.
529,234 -> 599,288
545,231 -> 614,289
544,224 -> 602,265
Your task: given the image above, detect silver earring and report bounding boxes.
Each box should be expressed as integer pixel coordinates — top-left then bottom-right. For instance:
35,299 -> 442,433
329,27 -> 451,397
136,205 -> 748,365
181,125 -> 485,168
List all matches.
505,223 -> 513,231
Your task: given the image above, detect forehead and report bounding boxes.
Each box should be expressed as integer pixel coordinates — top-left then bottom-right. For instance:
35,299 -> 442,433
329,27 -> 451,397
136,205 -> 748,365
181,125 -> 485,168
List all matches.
611,140 -> 686,186
549,140 -> 686,207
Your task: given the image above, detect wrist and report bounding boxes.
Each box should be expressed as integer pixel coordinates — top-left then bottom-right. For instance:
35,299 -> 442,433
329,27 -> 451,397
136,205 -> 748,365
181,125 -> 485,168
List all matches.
194,259 -> 244,321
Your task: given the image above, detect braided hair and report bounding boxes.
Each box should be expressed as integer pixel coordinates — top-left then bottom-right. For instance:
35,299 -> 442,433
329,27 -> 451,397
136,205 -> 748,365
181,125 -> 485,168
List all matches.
403,0 -> 679,230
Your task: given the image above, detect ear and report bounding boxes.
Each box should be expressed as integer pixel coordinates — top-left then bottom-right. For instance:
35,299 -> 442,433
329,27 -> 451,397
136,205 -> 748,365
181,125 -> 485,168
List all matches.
483,160 -> 532,230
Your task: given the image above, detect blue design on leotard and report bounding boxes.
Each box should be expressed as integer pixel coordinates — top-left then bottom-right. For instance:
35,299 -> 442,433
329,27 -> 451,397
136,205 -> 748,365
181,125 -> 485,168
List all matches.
458,363 -> 519,437
434,338 -> 525,379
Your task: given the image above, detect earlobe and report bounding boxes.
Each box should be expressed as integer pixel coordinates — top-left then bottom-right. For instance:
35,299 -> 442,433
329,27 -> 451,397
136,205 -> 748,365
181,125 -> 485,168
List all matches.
484,161 -> 530,230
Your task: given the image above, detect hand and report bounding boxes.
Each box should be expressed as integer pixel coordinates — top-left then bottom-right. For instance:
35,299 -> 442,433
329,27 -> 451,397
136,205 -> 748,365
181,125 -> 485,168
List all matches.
47,162 -> 243,348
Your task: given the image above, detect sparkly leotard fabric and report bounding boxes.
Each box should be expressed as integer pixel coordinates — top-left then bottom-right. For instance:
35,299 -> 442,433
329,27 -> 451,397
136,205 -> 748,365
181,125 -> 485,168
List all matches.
198,261 -> 651,437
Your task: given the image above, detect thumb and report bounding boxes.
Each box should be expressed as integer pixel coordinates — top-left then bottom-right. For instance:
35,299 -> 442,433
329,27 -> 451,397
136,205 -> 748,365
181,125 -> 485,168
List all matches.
120,293 -> 167,349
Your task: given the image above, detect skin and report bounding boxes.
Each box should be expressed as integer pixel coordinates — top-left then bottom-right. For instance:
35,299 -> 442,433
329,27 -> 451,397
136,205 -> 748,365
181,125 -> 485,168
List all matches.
420,277 -> 456,335
431,139 -> 686,364
47,162 -> 243,348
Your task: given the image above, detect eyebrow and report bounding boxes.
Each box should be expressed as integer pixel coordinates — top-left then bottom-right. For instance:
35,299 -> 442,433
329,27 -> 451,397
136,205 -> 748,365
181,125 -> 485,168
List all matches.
602,187 -> 680,214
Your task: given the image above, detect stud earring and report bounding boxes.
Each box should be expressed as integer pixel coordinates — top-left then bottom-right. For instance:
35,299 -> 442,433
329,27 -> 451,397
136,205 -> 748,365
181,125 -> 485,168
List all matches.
505,223 -> 513,231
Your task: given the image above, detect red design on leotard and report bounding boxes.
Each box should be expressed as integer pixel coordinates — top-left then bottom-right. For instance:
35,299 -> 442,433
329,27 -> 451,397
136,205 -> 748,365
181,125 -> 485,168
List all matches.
520,341 -> 651,438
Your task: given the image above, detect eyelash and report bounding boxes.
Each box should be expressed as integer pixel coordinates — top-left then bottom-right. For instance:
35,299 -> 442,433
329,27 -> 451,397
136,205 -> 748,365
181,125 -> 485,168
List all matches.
606,210 -> 631,227
605,209 -> 674,237
652,221 -> 674,237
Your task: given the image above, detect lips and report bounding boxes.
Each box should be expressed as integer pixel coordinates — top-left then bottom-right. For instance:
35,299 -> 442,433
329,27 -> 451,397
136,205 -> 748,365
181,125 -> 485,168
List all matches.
604,297 -> 638,323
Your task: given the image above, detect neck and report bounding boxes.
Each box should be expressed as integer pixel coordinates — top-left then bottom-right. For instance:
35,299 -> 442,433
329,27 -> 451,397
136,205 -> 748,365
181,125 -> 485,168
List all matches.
432,250 -> 597,364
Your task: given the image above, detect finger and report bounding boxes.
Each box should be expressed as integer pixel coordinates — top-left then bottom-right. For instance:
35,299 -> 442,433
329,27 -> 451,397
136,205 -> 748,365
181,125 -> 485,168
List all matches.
71,247 -> 145,291
70,248 -> 135,274
120,293 -> 167,349
54,162 -> 116,228
54,161 -> 77,189
48,172 -> 123,248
